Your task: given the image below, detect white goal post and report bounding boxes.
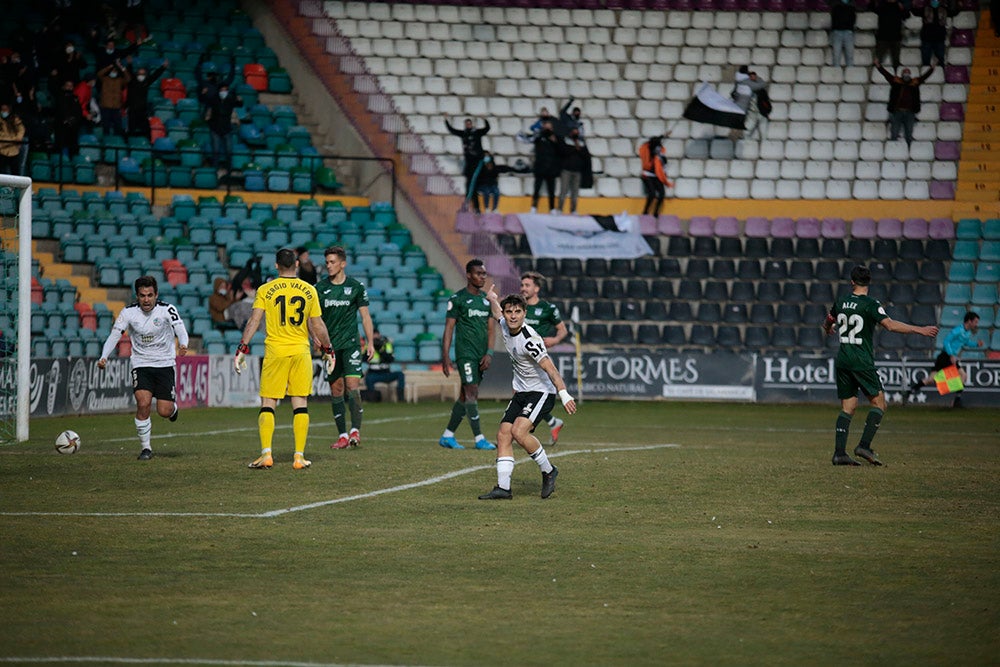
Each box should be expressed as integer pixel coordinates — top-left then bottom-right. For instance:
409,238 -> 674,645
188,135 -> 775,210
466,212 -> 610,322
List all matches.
0,174 -> 32,443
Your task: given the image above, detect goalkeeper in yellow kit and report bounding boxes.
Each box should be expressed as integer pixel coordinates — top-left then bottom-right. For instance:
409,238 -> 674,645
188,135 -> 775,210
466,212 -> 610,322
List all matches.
234,248 -> 334,470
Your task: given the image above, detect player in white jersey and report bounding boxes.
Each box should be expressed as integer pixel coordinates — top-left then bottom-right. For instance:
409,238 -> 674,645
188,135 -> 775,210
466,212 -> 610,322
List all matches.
478,286 -> 577,500
98,276 -> 190,460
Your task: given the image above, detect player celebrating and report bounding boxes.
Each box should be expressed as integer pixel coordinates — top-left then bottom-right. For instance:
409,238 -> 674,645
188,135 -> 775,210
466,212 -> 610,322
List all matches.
520,270 -> 569,444
438,258 -> 496,450
479,286 -> 577,500
823,265 -> 938,466
98,275 -> 189,461
315,246 -> 374,450
235,248 -> 334,470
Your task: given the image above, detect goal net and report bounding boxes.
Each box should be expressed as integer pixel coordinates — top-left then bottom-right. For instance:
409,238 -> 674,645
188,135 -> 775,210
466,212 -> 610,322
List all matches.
0,174 -> 32,444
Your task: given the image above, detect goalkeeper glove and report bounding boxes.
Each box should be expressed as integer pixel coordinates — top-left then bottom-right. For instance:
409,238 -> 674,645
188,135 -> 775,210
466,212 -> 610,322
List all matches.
321,345 -> 336,374
234,341 -> 250,374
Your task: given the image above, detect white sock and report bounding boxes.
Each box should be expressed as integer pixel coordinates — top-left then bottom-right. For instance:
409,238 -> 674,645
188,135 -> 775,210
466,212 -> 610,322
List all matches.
475,434 -> 487,443
547,416 -> 557,426
135,417 -> 151,449
443,429 -> 455,438
497,457 -> 515,490
530,445 -> 553,473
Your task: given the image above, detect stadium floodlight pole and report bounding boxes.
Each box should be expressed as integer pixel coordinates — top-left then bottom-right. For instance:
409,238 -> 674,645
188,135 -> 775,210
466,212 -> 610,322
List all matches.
3,174 -> 32,442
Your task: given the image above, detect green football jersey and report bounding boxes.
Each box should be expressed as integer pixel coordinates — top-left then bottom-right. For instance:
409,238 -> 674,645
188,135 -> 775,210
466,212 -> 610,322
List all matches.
831,291 -> 887,371
445,288 -> 491,360
523,299 -> 562,338
316,276 -> 370,349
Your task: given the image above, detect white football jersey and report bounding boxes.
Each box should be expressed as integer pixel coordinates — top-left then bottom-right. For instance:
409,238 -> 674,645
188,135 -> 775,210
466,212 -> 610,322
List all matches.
499,317 -> 556,394
101,301 -> 189,369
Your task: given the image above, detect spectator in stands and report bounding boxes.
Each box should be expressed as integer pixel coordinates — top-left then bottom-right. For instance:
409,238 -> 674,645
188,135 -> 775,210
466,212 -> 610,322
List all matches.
51,40 -> 86,90
204,82 -> 242,169
823,264 -> 938,466
94,35 -> 144,73
121,0 -> 149,41
530,120 -> 561,214
96,60 -> 130,137
830,0 -> 858,67
6,51 -> 37,118
906,311 -> 983,408
558,98 -> 584,138
638,134 -> 674,216
730,66 -> 768,139
74,75 -> 97,133
195,52 -> 236,115
919,0 -> 956,66
225,277 -> 260,333
125,60 -> 166,139
53,78 -> 84,157
556,128 -> 592,215
875,59 -> 935,146
0,104 -> 26,175
445,116 -> 490,214
472,151 -> 517,213
209,276 -> 236,330
872,0 -> 908,70
365,328 -> 405,403
518,106 -> 558,143
296,246 -> 317,284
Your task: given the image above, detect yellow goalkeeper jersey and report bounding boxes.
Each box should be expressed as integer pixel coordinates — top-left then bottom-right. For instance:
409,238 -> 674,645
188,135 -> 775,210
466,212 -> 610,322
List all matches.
253,277 -> 322,357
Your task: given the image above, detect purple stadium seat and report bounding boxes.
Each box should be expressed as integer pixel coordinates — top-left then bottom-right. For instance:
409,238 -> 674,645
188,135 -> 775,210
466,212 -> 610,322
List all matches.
770,217 -> 795,238
928,217 -> 955,239
481,213 -> 505,233
742,0 -> 764,9
720,0 -> 741,9
638,214 -> 658,235
658,214 -> 683,236
455,211 -> 478,233
670,0 -> 694,9
714,216 -> 740,237
786,0 -> 810,9
929,181 -> 956,200
877,218 -> 903,239
902,217 -> 929,239
744,216 -> 770,237
689,216 -> 714,237
763,0 -> 787,9
939,102 -> 965,122
945,66 -> 970,84
503,214 -> 524,234
851,217 -> 877,239
795,217 -> 821,238
951,29 -> 974,47
821,217 -> 847,238
935,141 -> 961,161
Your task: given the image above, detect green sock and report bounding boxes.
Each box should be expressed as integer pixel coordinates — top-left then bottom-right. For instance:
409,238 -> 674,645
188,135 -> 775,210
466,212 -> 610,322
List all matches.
446,401 -> 465,432
835,412 -> 852,453
331,396 -> 347,435
858,408 -> 884,450
347,388 -> 363,431
465,401 -> 482,437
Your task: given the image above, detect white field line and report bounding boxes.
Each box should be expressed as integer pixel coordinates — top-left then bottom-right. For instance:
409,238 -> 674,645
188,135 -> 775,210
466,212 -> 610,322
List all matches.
0,444 -> 679,519
0,658 -> 422,666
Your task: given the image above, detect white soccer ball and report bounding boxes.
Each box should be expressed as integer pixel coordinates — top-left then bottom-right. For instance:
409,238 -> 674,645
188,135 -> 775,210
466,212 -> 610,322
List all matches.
55,430 -> 81,455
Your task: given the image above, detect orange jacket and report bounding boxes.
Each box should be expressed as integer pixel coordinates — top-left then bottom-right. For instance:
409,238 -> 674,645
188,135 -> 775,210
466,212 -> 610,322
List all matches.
638,142 -> 673,187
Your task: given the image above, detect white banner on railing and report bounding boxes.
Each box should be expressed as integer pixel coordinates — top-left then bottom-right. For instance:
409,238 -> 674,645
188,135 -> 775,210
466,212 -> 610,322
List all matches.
519,213 -> 653,259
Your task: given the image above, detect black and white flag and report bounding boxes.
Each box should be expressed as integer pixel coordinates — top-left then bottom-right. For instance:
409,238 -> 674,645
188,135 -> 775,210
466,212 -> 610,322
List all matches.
682,82 -> 747,130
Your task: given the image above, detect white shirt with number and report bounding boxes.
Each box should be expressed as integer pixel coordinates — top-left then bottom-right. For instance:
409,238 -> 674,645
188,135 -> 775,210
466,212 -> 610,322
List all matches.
101,301 -> 189,369
499,318 -> 556,394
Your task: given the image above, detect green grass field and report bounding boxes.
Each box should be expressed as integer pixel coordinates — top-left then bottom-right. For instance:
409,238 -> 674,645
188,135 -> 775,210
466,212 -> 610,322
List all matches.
1,400 -> 998,667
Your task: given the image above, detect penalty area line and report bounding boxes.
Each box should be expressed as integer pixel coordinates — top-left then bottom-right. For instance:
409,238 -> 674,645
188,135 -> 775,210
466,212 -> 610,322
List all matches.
0,443 -> 681,519
0,658 -> 409,666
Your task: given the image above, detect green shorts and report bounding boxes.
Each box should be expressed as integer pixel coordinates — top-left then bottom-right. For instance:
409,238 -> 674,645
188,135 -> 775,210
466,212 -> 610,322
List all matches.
835,366 -> 883,400
455,357 -> 484,386
325,346 -> 365,383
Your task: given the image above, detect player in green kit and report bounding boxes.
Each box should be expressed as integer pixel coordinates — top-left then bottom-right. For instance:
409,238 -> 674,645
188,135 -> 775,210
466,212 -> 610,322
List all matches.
520,271 -> 569,444
316,246 -> 374,450
823,265 -> 938,466
438,258 -> 497,450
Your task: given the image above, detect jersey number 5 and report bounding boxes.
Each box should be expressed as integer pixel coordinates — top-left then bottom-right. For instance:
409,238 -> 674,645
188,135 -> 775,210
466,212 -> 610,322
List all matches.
837,313 -> 864,345
275,295 -> 307,326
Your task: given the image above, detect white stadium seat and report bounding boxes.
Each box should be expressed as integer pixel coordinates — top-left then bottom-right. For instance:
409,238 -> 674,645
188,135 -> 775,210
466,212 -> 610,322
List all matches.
750,179 -> 776,199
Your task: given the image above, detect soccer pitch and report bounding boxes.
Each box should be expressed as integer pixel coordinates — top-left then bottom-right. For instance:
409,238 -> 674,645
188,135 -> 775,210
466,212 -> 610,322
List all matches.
1,401 -> 997,667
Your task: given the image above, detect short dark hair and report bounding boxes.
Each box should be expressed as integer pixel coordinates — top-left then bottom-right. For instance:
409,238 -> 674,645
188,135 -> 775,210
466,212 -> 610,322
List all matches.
466,258 -> 485,273
296,246 -> 308,255
134,275 -> 157,294
850,265 -> 871,286
275,247 -> 297,269
964,311 -> 980,323
324,246 -> 347,262
500,294 -> 527,311
520,270 -> 544,288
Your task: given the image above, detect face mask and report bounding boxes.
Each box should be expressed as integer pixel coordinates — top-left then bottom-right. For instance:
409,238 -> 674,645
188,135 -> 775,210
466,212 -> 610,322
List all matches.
930,0 -> 939,6
484,156 -> 492,163
109,71 -> 118,78
106,48 -> 114,54
137,75 -> 146,82
902,74 -> 912,82
218,288 -> 227,295
1,112 -> 9,119
15,95 -> 21,104
65,46 -> 74,54
219,91 -> 228,99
